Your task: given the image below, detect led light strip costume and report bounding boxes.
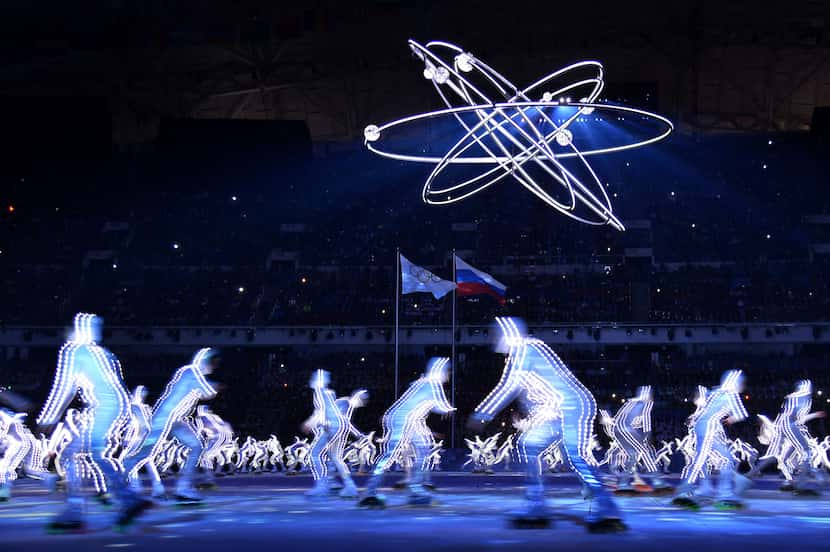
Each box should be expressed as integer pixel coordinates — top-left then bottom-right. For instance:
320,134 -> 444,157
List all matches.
37,313 -> 151,530
0,409 -> 52,501
363,40 -> 673,231
609,386 -> 671,494
264,435 -> 285,472
359,357 -> 455,508
194,406 -> 235,475
673,371 -> 751,509
123,348 -> 219,502
343,431 -> 377,474
468,317 -> 624,532
749,380 -> 826,493
284,437 -> 311,473
303,370 -> 366,499
464,432 -> 515,473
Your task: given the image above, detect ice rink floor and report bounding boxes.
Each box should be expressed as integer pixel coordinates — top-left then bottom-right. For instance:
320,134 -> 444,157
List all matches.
2,472 -> 829,551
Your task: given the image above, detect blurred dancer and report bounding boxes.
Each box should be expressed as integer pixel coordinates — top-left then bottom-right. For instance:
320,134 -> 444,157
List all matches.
611,386 -> 672,495
37,313 -> 152,531
468,317 -> 625,533
359,357 -> 454,508
303,370 -> 366,498
124,348 -> 219,503
749,380 -> 826,494
673,370 -> 750,509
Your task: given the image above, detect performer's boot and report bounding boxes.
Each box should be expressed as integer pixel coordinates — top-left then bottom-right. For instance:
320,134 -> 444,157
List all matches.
114,494 -> 154,530
733,473 -> 754,496
151,480 -> 167,500
650,474 -> 674,495
509,484 -> 551,528
358,476 -> 387,508
671,481 -> 701,509
338,481 -> 359,499
584,493 -> 627,533
47,499 -> 86,533
697,476 -> 715,498
407,483 -> 433,506
713,469 -> 743,510
305,479 -> 331,499
0,483 -> 10,502
95,491 -> 114,506
614,471 -> 637,495
173,478 -> 203,503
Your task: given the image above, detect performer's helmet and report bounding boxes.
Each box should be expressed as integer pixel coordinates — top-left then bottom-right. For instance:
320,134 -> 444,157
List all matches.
492,317 -> 527,353
192,347 -> 220,374
636,386 -> 653,401
720,369 -> 745,393
71,312 -> 103,344
132,385 -> 148,403
309,369 -> 331,389
425,357 -> 450,382
795,379 -> 812,394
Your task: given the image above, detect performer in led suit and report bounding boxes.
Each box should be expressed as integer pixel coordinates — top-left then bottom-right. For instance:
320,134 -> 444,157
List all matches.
119,386 -> 160,495
748,380 -> 826,494
611,386 -> 672,495
36,313 -> 152,531
194,405 -> 234,479
0,409 -> 53,501
468,317 -> 625,532
359,357 -> 454,508
302,370 -> 367,498
124,348 -> 219,502
673,370 -> 751,509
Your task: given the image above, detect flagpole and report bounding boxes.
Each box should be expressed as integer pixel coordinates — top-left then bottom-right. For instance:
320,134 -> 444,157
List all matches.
450,249 -> 456,450
395,248 -> 400,400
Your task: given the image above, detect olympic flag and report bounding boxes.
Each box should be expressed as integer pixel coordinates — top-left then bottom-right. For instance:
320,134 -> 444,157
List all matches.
399,253 -> 455,299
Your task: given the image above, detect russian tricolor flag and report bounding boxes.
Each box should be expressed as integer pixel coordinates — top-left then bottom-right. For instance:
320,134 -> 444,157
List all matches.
454,255 -> 507,304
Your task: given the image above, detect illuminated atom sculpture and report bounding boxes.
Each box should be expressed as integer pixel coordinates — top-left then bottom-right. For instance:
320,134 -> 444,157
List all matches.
363,40 -> 674,231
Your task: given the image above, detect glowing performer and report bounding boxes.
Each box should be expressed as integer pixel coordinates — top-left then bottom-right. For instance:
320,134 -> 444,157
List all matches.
123,348 -> 219,503
673,371 -> 751,509
468,317 -> 625,532
611,386 -> 671,495
36,313 -> 152,531
303,370 -> 367,498
194,405 -> 234,477
0,409 -> 52,501
119,385 -> 166,497
749,380 -> 826,494
359,357 -> 455,508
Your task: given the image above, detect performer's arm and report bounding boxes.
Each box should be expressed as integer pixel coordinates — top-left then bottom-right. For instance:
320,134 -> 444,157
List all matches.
799,411 -> 827,424
473,354 -> 521,421
641,401 -> 653,434
430,381 -> 456,415
725,392 -> 749,424
37,348 -> 78,426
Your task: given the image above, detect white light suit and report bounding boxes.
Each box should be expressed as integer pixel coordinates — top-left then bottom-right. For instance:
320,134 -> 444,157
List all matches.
674,370 -> 750,507
469,317 -> 624,531
750,380 -> 825,493
37,313 -> 150,529
304,370 -> 366,499
124,348 -> 218,501
611,386 -> 669,492
0,409 -> 51,500
360,357 -> 454,507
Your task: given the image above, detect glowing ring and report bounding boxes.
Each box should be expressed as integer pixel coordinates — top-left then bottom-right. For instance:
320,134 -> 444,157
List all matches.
364,40 -> 674,231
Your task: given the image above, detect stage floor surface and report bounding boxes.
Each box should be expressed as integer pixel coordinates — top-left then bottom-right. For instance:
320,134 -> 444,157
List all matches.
2,472 -> 830,551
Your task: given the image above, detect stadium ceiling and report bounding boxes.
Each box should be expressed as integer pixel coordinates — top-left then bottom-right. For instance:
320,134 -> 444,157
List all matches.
0,1 -> 829,143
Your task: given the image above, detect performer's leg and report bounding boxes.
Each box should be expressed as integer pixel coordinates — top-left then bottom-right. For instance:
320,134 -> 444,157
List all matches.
169,421 -> 204,500
361,430 -> 404,502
